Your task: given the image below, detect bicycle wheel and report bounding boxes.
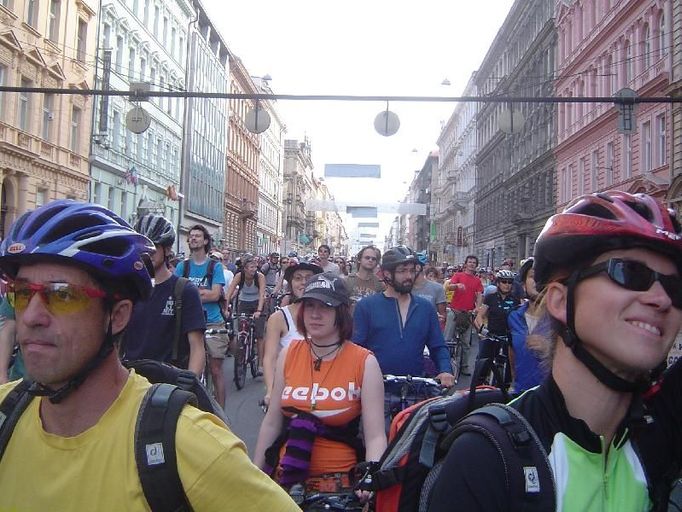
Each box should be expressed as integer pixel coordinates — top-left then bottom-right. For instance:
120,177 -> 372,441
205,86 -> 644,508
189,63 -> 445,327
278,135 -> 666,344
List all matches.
233,337 -> 247,390
201,353 -> 215,399
450,340 -> 464,382
249,331 -> 258,378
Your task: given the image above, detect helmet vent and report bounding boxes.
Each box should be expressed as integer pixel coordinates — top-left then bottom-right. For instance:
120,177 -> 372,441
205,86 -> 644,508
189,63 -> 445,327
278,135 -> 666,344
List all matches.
624,200 -> 654,222
41,215 -> 107,245
80,238 -> 130,257
575,204 -> 616,220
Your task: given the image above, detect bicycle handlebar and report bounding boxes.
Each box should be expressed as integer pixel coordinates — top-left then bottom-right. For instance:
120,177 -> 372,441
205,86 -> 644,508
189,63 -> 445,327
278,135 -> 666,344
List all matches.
383,374 -> 442,387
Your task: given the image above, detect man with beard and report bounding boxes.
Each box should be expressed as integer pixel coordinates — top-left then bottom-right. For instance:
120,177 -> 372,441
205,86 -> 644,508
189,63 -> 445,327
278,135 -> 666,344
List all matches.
352,247 -> 454,389
345,245 -> 384,310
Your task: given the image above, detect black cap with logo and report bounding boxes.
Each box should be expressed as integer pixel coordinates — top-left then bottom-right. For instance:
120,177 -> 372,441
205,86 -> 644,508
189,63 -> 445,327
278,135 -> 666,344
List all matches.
297,272 -> 350,307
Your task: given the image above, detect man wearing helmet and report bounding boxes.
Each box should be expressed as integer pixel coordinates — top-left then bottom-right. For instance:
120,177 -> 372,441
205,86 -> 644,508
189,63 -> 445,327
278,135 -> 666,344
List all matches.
123,214 -> 206,375
0,200 -> 298,511
352,247 -> 455,390
428,192 -> 682,511
473,268 -> 520,385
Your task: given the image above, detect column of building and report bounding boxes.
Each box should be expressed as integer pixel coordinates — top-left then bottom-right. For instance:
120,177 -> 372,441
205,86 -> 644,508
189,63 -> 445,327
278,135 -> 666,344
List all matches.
0,0 -> 96,236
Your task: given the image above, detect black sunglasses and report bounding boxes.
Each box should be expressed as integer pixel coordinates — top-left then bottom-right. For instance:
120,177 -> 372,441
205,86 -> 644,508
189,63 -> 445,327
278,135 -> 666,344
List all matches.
498,279 -> 513,285
578,258 -> 682,309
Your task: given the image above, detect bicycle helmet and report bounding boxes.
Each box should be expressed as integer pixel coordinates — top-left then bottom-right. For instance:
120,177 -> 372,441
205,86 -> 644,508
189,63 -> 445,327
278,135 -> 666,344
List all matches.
381,246 -> 416,270
416,250 -> 428,266
496,269 -> 514,280
0,199 -> 154,301
0,199 -> 155,403
533,191 -> 682,394
134,213 -> 176,248
534,191 -> 682,289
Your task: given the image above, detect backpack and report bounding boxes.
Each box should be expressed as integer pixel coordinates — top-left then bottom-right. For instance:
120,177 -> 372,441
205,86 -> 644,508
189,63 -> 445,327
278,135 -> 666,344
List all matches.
0,359 -> 229,512
369,375 -> 555,512
182,258 -> 228,320
171,276 -> 189,366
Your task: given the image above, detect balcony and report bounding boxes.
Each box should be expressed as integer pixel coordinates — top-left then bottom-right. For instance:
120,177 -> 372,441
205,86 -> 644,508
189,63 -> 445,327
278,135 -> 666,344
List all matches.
239,198 -> 257,219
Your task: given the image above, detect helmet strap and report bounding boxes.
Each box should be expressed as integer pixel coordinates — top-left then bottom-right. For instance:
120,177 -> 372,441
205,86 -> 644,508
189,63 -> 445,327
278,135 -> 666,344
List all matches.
562,271 -> 648,394
28,310 -> 117,404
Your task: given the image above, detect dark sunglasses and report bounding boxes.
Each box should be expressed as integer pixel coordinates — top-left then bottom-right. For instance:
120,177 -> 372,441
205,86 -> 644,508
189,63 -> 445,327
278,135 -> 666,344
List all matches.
498,279 -> 513,285
578,258 -> 682,308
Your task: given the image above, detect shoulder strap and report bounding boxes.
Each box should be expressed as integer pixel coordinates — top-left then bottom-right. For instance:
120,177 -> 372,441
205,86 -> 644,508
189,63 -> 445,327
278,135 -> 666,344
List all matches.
182,258 -> 190,279
438,403 -> 555,511
0,380 -> 34,461
172,277 -> 189,362
135,383 -> 196,512
206,259 -> 216,288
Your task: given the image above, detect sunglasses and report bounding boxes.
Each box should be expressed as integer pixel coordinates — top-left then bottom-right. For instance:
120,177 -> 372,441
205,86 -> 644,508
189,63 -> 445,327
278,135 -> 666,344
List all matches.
8,280 -> 108,315
498,279 -> 513,285
578,258 -> 682,309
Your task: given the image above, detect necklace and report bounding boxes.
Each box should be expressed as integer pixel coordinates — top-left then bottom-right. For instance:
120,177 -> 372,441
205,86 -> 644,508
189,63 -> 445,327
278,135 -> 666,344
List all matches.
310,342 -> 342,371
308,342 -> 343,411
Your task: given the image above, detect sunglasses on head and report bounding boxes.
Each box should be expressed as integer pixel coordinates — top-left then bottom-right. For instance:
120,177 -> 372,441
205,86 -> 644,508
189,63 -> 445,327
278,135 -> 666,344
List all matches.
8,280 -> 109,315
577,258 -> 682,309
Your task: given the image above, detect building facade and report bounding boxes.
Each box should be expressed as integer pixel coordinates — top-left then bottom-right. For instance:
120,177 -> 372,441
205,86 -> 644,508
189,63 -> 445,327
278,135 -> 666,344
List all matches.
0,0 -> 97,236
253,76 -> 285,257
474,0 -> 556,268
433,74 -> 477,266
666,0 -> 682,211
555,0 -> 673,211
90,0 -> 191,230
282,138 -> 314,256
406,152 -> 436,254
178,0 -> 229,251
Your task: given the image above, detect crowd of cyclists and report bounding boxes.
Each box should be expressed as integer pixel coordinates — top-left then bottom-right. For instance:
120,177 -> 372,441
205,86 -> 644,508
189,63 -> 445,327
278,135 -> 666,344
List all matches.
1,189 -> 682,511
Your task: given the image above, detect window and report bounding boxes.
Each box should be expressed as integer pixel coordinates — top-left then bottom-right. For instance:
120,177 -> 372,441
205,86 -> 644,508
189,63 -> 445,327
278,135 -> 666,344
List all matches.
605,141 -> 614,186
36,188 -> 47,207
143,0 -> 149,25
115,35 -> 124,72
153,5 -> 159,37
656,114 -> 666,166
128,47 -> 135,77
642,24 -> 650,69
624,40 -> 633,85
107,186 -> 115,211
26,0 -> 38,27
623,134 -> 632,178
659,15 -> 666,58
102,23 -> 111,49
578,157 -> 586,195
178,36 -> 184,63
94,182 -> 102,204
42,94 -> 54,140
121,190 -> 128,219
76,19 -> 87,62
163,17 -> 168,46
70,106 -> 81,152
171,27 -> 176,58
642,121 -> 652,172
0,64 -> 6,118
18,77 -> 31,132
591,150 -> 599,191
132,0 -> 138,16
48,0 -> 61,41
112,111 -> 121,149
139,56 -> 146,81
159,75 -> 165,110
125,127 -> 132,155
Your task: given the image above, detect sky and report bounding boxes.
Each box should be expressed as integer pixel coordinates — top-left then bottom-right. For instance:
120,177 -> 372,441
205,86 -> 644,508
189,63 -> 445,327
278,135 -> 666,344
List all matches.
203,0 -> 516,247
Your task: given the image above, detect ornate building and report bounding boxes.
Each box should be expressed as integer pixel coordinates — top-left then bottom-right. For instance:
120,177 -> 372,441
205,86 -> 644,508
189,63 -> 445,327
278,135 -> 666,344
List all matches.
282,138 -> 313,255
0,0 -> 97,236
90,0 -> 192,229
224,52 -> 258,256
406,152 -> 436,254
555,0 -> 673,211
433,73 -> 477,266
474,0 -> 556,268
253,76 -> 285,256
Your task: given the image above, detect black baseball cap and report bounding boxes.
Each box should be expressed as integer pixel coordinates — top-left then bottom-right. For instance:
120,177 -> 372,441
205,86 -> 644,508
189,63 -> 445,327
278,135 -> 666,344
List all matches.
297,272 -> 350,307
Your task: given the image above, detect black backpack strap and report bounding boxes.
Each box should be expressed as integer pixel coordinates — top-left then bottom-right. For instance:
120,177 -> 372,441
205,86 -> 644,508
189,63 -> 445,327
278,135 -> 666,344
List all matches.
182,258 -> 190,279
0,380 -> 34,460
135,383 -> 197,512
172,277 -> 189,361
439,403 -> 555,511
206,259 -> 216,288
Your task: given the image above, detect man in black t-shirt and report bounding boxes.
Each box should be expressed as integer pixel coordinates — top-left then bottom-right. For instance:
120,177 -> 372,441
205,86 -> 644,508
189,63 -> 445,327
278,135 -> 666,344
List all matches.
473,269 -> 519,370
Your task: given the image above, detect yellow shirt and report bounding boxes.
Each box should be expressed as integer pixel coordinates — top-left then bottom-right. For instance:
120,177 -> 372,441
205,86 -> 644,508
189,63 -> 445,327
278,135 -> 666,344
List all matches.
0,372 -> 298,512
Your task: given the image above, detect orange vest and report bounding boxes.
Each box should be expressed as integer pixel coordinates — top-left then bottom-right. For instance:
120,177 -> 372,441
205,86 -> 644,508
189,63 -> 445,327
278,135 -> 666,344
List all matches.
280,339 -> 370,475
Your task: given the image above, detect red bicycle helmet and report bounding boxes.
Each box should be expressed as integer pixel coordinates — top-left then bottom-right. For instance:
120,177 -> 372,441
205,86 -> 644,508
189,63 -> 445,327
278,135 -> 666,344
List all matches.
534,191 -> 682,288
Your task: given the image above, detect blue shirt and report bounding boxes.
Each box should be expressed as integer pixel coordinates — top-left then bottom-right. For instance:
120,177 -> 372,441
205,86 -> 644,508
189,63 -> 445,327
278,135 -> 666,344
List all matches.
174,259 -> 226,324
352,292 -> 451,376
508,302 -> 544,393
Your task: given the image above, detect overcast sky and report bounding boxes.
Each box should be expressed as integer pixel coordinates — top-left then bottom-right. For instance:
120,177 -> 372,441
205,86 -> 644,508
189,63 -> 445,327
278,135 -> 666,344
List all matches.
204,0 -> 516,246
